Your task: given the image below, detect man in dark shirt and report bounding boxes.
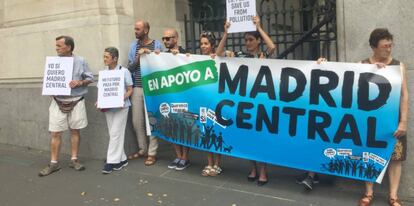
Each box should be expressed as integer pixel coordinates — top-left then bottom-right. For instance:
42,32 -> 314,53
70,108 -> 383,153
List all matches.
162,28 -> 186,54
160,28 -> 190,171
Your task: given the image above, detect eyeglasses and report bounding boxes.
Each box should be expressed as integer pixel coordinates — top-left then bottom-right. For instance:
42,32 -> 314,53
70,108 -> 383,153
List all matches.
162,36 -> 175,41
378,43 -> 393,49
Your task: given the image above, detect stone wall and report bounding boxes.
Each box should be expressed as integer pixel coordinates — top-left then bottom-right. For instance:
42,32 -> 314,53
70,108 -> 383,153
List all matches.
0,0 -> 189,82
0,0 -> 189,156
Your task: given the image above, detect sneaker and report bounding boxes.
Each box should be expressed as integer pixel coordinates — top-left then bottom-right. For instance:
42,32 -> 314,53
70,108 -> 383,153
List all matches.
168,158 -> 181,169
296,172 -> 319,184
69,159 -> 85,171
113,160 -> 128,171
38,163 -> 61,177
295,172 -> 308,184
301,176 -> 314,190
102,163 -> 116,174
312,174 -> 320,184
175,159 -> 190,171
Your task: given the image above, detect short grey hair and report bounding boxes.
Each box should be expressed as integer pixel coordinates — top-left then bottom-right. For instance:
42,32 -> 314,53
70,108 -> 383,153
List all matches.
104,47 -> 119,59
56,35 -> 75,51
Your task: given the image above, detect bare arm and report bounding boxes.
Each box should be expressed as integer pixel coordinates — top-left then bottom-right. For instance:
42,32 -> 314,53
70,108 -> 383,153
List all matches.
394,63 -> 409,138
125,86 -> 133,100
69,79 -> 92,88
216,21 -> 231,57
254,16 -> 276,56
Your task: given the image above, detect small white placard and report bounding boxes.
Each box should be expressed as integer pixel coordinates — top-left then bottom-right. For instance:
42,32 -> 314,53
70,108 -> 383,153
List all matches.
226,0 -> 256,33
97,70 -> 125,109
42,56 -> 74,96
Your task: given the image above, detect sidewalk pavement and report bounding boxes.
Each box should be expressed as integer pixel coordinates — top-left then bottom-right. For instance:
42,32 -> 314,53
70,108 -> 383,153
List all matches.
0,143 -> 410,206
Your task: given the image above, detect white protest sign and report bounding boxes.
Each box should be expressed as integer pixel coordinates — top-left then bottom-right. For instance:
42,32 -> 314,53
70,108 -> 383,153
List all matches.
42,56 -> 73,95
227,0 -> 256,33
97,70 -> 125,109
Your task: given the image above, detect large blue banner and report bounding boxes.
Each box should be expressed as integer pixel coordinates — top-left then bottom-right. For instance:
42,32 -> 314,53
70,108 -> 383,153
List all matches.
141,53 -> 402,183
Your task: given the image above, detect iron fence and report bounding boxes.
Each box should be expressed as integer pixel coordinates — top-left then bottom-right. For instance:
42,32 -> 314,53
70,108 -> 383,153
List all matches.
184,0 -> 337,60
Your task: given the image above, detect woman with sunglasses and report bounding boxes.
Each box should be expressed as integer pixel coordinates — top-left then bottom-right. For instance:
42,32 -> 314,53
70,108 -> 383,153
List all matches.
216,16 -> 276,185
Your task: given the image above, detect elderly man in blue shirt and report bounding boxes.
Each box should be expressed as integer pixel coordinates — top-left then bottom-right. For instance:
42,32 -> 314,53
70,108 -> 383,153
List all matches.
39,35 -> 93,177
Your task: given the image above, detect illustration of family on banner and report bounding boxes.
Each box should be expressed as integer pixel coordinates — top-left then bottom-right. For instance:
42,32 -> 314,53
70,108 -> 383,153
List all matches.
139,53 -> 402,183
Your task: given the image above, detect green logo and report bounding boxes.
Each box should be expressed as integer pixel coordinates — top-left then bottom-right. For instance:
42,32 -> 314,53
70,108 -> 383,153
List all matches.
142,60 -> 218,96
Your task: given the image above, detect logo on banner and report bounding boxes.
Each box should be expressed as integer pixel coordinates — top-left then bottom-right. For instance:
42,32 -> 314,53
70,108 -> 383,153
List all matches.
142,60 -> 218,96
324,148 -> 336,159
159,103 -> 170,118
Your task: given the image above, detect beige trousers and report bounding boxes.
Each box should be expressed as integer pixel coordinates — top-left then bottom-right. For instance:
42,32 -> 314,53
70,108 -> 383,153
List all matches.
131,87 -> 158,156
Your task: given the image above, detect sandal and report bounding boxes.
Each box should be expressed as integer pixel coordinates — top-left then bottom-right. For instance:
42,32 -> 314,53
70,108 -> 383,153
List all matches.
128,152 -> 146,160
247,173 -> 258,182
358,194 -> 374,206
257,179 -> 268,186
144,155 -> 157,166
388,197 -> 403,206
201,166 -> 213,176
213,165 -> 222,175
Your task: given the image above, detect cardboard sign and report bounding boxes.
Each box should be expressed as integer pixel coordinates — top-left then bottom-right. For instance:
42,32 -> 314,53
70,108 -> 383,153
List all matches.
227,0 -> 256,33
97,70 -> 125,109
42,56 -> 73,95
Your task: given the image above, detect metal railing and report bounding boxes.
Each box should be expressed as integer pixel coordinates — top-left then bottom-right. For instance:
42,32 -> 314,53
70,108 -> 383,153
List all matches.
184,0 -> 337,60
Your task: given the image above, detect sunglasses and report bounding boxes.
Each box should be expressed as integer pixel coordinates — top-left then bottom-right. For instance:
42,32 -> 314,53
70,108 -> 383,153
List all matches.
201,31 -> 215,39
162,36 -> 175,41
